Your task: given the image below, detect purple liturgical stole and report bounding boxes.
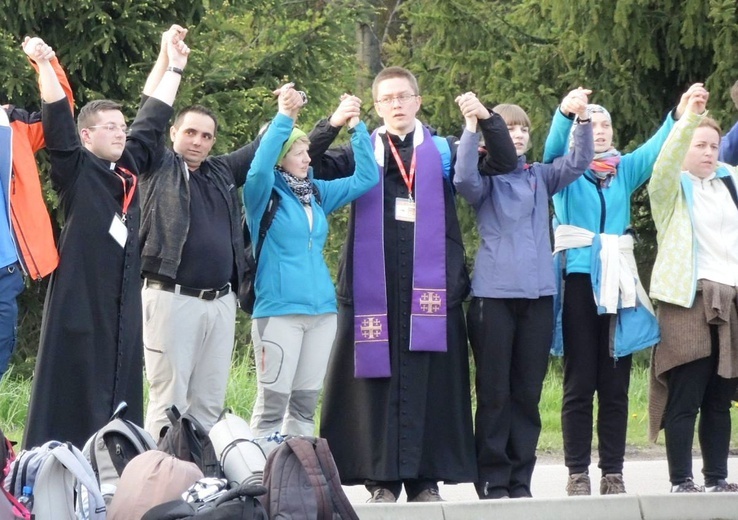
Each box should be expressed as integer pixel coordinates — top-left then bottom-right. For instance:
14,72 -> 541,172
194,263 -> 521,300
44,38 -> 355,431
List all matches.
352,123 -> 447,378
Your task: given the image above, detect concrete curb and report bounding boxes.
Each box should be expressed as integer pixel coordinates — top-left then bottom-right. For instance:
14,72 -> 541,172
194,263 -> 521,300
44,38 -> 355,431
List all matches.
353,494 -> 738,520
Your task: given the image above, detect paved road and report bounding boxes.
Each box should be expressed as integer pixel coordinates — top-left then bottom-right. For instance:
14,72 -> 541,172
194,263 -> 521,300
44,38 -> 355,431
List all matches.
343,457 -> 738,503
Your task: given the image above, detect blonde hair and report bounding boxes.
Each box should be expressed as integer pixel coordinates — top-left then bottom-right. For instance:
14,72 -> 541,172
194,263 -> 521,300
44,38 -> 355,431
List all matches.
698,116 -> 722,137
492,104 -> 531,129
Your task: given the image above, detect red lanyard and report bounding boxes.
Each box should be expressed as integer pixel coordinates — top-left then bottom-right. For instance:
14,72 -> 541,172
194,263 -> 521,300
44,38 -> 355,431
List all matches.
114,165 -> 137,222
386,137 -> 416,200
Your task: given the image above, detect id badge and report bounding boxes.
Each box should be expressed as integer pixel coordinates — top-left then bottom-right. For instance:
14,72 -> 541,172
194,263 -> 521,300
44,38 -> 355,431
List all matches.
395,197 -> 416,222
109,214 -> 128,248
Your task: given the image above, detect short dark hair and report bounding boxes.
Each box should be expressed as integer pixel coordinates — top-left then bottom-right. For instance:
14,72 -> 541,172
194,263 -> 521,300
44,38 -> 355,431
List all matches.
173,105 -> 219,136
372,67 -> 420,100
77,99 -> 122,134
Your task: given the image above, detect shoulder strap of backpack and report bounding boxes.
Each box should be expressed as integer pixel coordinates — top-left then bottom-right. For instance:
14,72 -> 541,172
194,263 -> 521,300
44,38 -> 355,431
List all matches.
313,439 -> 359,520
254,189 -> 281,265
285,438 -> 331,520
59,443 -> 106,520
33,443 -> 106,520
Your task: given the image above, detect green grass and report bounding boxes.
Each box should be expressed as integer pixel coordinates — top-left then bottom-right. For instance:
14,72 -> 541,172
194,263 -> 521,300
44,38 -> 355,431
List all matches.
3,354 -> 737,456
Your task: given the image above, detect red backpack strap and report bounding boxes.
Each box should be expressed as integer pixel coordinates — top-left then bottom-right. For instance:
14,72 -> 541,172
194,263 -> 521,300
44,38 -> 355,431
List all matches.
2,487 -> 31,520
313,439 -> 359,520
285,438 -> 331,520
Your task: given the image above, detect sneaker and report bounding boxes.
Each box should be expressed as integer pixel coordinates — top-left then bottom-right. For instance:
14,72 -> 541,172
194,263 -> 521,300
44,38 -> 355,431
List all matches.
705,480 -> 738,492
409,488 -> 444,502
671,479 -> 704,493
367,488 -> 397,503
566,472 -> 591,496
600,473 -> 626,495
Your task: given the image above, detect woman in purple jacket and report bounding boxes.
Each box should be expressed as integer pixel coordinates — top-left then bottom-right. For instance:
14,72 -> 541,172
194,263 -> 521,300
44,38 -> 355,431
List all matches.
453,89 -> 593,499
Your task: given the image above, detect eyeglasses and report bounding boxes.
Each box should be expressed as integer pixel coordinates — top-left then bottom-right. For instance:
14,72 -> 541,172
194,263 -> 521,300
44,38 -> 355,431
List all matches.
88,123 -> 129,134
374,93 -> 418,107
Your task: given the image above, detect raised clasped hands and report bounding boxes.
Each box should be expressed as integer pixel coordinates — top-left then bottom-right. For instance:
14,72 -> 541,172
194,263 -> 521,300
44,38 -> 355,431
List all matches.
277,83 -> 306,120
22,36 -> 55,63
455,92 -> 489,131
330,93 -> 362,129
685,85 -> 709,116
163,25 -> 189,69
561,87 -> 592,119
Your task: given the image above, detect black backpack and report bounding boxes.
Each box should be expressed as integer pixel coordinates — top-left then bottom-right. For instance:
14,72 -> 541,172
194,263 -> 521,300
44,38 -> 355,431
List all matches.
141,483 -> 268,520
157,405 -> 222,478
262,436 -> 358,520
238,189 -> 281,314
82,401 -> 158,504
238,186 -> 324,313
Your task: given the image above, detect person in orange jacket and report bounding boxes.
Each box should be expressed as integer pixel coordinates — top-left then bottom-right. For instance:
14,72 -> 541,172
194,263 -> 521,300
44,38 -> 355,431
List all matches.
0,38 -> 72,379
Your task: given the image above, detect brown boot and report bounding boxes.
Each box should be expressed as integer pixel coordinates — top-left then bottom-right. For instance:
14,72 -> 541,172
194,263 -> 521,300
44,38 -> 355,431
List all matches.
566,472 -> 591,496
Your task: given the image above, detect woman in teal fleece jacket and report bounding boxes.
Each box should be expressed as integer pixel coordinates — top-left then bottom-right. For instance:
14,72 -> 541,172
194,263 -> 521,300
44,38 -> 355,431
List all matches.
544,84 -> 700,496
243,86 -> 377,448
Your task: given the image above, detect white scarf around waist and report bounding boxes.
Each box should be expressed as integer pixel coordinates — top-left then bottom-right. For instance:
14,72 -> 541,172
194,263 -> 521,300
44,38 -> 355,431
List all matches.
554,224 -> 653,315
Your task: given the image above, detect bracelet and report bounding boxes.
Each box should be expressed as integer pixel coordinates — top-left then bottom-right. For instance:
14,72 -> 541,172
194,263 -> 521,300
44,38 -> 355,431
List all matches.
166,66 -> 184,75
577,117 -> 591,124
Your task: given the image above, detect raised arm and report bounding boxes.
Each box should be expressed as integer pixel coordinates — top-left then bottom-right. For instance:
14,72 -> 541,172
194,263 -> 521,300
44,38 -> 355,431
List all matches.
21,37 -> 74,152
314,119 -> 378,214
540,88 -> 594,194
24,38 -> 64,104
648,88 -> 708,232
244,86 -> 305,234
307,94 -> 360,180
452,92 -> 491,205
542,87 -> 591,163
25,38 -> 83,190
456,94 -> 517,176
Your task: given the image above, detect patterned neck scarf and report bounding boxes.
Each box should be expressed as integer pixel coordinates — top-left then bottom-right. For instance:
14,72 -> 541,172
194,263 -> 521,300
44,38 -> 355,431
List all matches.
277,166 -> 313,205
590,149 -> 621,187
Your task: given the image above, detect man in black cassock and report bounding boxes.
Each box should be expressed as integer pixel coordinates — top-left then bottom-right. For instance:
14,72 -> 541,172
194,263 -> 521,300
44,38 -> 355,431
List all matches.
309,67 -> 517,502
23,29 -> 190,449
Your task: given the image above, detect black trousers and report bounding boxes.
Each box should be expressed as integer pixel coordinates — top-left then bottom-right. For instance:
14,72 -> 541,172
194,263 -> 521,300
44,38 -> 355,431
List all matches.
561,274 -> 632,475
468,296 -> 553,498
664,326 -> 738,485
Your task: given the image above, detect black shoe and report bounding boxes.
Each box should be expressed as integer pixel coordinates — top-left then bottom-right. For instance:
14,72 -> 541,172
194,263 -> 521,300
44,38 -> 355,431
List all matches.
671,479 -> 704,493
409,488 -> 444,502
705,480 -> 738,492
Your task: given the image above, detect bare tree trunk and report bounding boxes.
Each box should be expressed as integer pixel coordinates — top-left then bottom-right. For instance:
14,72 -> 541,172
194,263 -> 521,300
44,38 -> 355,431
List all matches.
356,17 -> 382,92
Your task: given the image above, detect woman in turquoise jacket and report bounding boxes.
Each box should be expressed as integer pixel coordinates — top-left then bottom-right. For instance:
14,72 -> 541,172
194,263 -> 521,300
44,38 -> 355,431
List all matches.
243,86 -> 377,450
545,84 -> 699,496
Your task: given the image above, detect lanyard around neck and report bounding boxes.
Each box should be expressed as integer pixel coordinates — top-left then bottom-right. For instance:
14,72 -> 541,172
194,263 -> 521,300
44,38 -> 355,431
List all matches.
114,165 -> 137,222
386,136 -> 416,200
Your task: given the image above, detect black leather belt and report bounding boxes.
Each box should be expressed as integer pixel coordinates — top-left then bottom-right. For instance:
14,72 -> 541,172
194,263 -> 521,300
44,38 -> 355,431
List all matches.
144,278 -> 231,301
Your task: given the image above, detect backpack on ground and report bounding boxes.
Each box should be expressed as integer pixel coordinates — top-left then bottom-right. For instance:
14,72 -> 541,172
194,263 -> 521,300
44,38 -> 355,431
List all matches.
82,401 -> 158,504
142,481 -> 268,520
262,436 -> 358,520
107,450 -> 204,520
5,440 -> 106,520
208,412 -> 266,488
0,428 -> 30,520
158,405 -> 222,478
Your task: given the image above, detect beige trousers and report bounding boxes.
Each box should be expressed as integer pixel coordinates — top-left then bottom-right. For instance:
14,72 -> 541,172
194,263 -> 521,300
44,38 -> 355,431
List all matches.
142,286 -> 237,438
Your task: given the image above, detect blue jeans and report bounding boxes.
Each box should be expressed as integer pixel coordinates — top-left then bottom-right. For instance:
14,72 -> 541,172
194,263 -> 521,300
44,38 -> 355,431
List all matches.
0,262 -> 24,379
